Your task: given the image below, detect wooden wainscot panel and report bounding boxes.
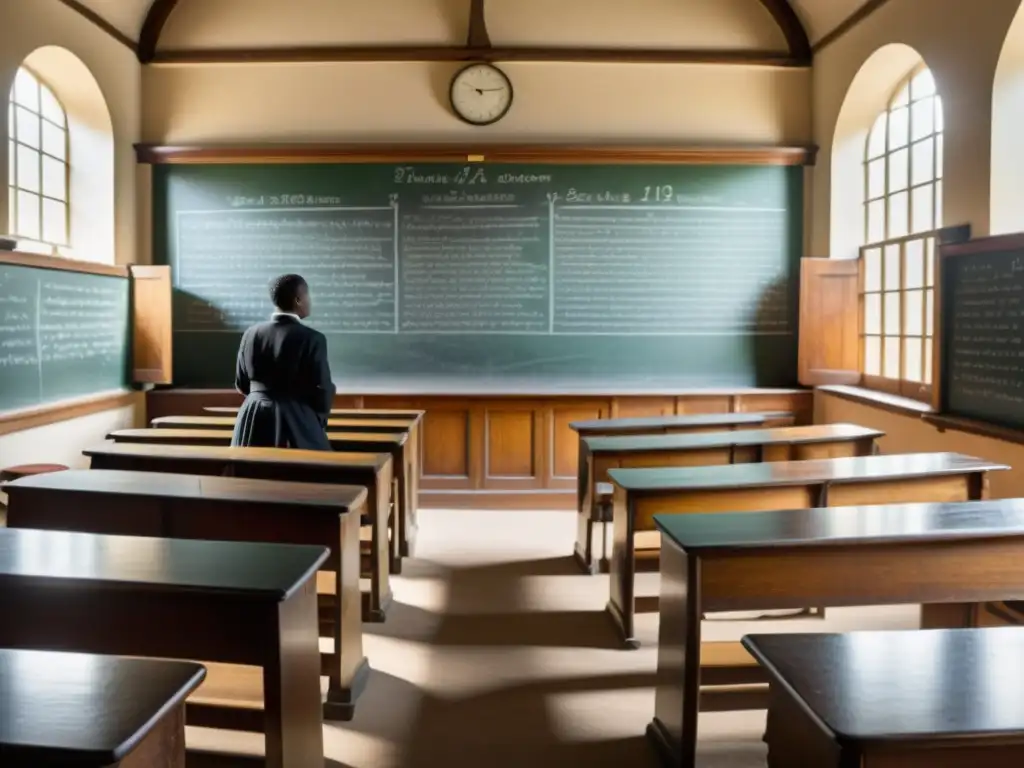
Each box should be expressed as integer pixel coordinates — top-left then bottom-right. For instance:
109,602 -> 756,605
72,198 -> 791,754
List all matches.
421,409 -> 471,481
130,265 -> 173,384
550,405 -> 605,480
611,397 -> 677,418
678,396 -> 734,414
485,409 -> 538,481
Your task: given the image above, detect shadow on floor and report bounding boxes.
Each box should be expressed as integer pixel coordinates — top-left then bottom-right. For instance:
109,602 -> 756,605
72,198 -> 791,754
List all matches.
431,609 -> 622,649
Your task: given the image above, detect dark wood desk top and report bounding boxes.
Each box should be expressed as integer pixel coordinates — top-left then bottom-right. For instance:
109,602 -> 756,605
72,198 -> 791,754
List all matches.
0,649 -> 205,767
83,440 -> 390,472
569,412 -> 770,434
655,499 -> 1024,552
0,528 -> 329,600
109,428 -> 407,448
743,628 -> 1024,743
7,469 -> 367,511
151,415 -> 413,430
609,452 -> 1008,492
584,423 -> 882,453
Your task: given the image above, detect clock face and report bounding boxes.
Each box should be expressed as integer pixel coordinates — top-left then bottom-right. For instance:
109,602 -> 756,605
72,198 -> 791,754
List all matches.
449,63 -> 513,126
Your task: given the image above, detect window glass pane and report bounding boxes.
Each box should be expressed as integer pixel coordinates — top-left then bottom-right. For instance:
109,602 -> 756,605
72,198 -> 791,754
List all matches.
16,144 -> 39,193
905,239 -> 924,288
13,69 -> 39,112
884,337 -> 901,378
16,190 -> 40,239
39,85 -> 65,127
7,140 -> 15,186
893,83 -> 910,107
865,336 -> 881,376
904,337 -> 923,382
868,113 -> 887,159
911,138 -> 934,185
42,121 -> 65,161
924,340 -> 933,383
935,180 -> 943,226
867,199 -> 885,243
911,68 -> 936,99
935,95 -> 944,132
936,134 -> 944,178
864,248 -> 882,291
867,158 -> 885,199
912,184 -> 934,233
15,107 -> 40,149
911,97 -> 935,141
42,156 -> 66,200
888,148 -> 909,192
884,244 -> 901,290
926,238 -> 936,285
888,191 -> 909,237
905,289 -> 924,336
889,106 -> 909,149
864,293 -> 882,334
926,288 -> 934,334
884,292 -> 901,335
42,198 -> 67,245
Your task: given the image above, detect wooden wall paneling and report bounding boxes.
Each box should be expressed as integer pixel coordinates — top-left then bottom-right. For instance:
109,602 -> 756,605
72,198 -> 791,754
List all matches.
550,405 -> 605,481
609,397 -> 677,418
678,397 -> 734,414
484,406 -> 541,487
798,257 -> 861,386
419,408 -> 472,486
130,265 -> 173,384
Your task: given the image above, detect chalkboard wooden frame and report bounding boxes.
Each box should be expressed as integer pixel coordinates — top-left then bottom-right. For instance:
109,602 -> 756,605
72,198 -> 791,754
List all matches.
135,143 -> 817,166
0,251 -> 134,437
934,231 -> 1024,438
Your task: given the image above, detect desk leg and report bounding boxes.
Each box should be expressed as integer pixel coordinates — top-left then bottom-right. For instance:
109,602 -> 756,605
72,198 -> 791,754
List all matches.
324,508 -> 370,721
391,474 -> 403,575
647,540 -> 702,768
606,489 -> 638,648
264,579 -> 324,768
364,480 -> 393,623
121,704 -> 186,768
574,440 -> 596,573
921,603 -> 976,629
402,428 -> 419,559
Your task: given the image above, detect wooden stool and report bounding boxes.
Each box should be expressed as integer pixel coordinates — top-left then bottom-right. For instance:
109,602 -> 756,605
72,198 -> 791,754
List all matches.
0,464 -> 69,484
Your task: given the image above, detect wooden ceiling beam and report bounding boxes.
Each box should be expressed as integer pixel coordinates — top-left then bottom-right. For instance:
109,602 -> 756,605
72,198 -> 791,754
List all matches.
138,0 -> 180,64
758,0 -> 812,64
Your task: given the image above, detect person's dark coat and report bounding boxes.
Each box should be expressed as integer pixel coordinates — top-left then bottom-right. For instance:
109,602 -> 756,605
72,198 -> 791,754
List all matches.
231,314 -> 335,450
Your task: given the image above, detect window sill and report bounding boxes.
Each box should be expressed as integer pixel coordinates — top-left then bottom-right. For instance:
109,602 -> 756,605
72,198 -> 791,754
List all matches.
817,385 -> 934,418
0,390 -> 136,438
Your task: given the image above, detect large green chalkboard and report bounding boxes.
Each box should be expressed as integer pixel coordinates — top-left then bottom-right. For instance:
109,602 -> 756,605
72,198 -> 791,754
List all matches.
940,235 -> 1024,428
0,262 -> 130,412
153,162 -> 803,389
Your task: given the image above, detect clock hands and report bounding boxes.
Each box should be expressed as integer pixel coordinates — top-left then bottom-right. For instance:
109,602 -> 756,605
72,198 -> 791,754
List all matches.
463,83 -> 505,95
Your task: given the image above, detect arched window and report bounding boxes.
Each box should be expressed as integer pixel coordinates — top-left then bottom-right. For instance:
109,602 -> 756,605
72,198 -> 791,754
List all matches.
860,65 -> 943,399
7,67 -> 69,250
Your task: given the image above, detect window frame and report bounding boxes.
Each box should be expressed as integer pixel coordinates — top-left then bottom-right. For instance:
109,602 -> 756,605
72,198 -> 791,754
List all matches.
7,65 -> 70,250
859,64 -> 943,404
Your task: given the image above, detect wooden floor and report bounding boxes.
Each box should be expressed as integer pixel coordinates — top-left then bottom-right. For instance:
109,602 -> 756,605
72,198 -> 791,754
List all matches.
1,505 -> 920,767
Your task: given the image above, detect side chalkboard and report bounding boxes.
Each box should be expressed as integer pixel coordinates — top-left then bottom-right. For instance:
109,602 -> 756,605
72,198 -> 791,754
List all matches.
153,161 -> 803,389
939,232 -> 1024,428
0,259 -> 130,413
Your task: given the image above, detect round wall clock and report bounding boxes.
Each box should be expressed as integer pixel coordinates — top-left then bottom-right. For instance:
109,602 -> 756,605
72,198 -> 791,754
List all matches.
449,62 -> 514,126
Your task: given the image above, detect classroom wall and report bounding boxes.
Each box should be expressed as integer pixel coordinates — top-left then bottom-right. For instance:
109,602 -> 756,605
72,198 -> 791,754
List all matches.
0,0 -> 144,470
140,0 -> 811,145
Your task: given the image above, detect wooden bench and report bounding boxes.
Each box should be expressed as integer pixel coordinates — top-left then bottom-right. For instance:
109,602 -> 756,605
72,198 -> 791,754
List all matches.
82,440 -> 394,622
4,468 -> 370,721
0,649 -> 206,768
109,427 -> 413,574
646,500 -> 1024,768
0,528 -> 328,768
742,628 -> 1024,768
578,423 -> 882,574
569,411 -> 790,573
152,412 -> 423,560
607,452 -> 1008,646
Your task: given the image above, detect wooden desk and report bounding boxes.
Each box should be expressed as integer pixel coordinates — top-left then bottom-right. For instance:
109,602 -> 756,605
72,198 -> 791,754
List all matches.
0,649 -> 206,768
152,413 -> 414,433
5,468 -> 370,720
742,629 -> 1024,768
646,500 -> 1024,768
569,411 -> 783,573
82,440 -> 394,622
0,528 -> 328,768
205,406 -> 426,420
576,423 -> 882,574
109,427 -> 414,574
608,452 -> 1008,646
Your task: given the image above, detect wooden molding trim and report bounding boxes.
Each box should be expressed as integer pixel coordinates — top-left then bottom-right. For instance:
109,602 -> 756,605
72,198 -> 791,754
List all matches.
147,45 -> 806,67
923,414 -> 1024,447
817,385 -> 934,419
467,0 -> 491,49
55,0 -> 137,53
0,251 -> 128,278
134,143 -> 817,166
0,391 -> 137,438
812,0 -> 893,54
758,0 -> 811,63
138,0 -> 179,64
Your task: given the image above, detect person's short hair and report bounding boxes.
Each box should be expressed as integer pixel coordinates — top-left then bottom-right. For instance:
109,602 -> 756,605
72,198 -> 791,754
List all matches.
269,274 -> 307,310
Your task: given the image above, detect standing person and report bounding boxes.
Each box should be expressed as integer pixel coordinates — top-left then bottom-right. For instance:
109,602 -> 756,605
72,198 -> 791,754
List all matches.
231,274 -> 335,450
